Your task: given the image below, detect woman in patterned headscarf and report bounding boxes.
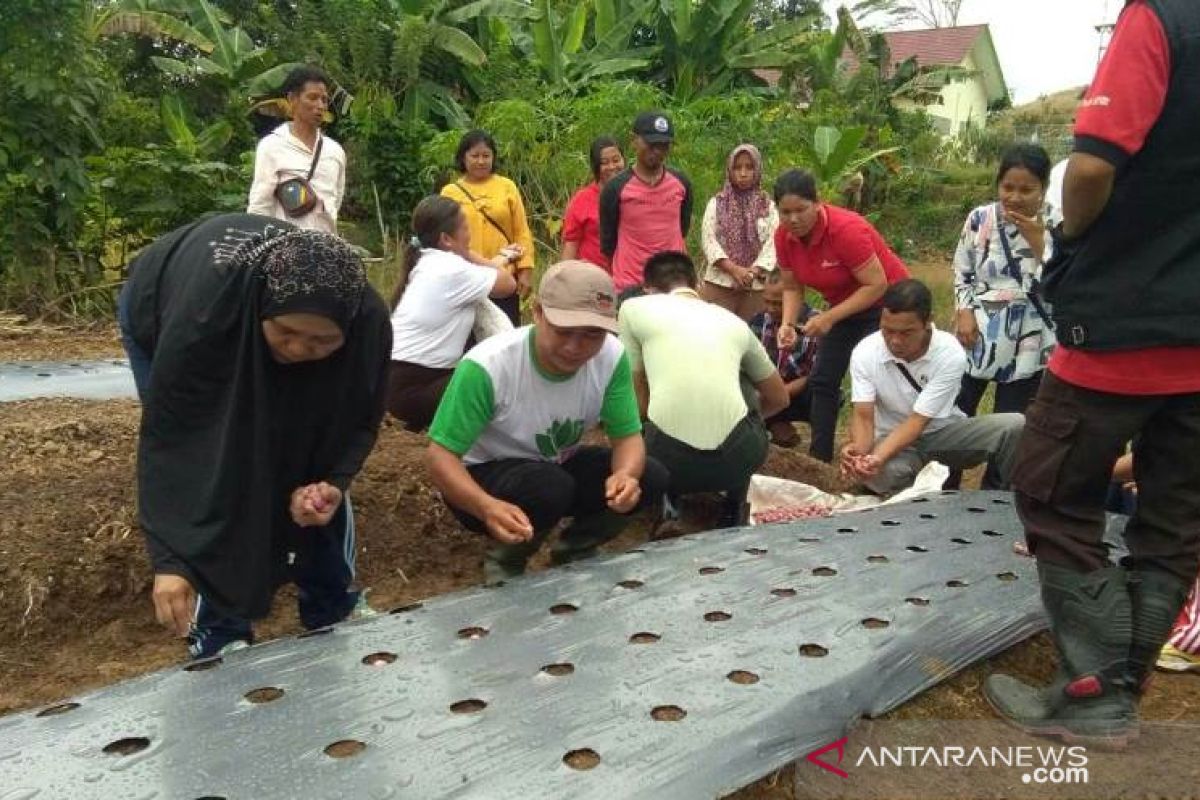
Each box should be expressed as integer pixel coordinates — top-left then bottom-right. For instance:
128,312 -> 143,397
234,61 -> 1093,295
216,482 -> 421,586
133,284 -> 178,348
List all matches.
700,143 -> 779,320
117,213 -> 391,659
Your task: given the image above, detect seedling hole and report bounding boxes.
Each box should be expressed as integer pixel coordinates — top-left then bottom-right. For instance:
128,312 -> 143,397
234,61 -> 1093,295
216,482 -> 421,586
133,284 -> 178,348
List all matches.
103,737 -> 150,757
457,626 -> 489,640
324,740 -> 366,759
630,632 -> 661,644
244,687 -> 284,704
36,702 -> 79,717
651,705 -> 687,722
727,670 -> 760,684
362,652 -> 397,666
861,617 -> 890,629
812,566 -> 838,577
541,663 -> 575,676
450,698 -> 487,714
770,587 -> 797,598
704,610 -> 732,622
563,748 -> 601,770
799,644 -> 829,657
550,603 -> 578,615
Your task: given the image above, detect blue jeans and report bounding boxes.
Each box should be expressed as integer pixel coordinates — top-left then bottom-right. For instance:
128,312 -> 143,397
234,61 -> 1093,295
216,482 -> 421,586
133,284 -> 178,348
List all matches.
116,281 -> 152,400
188,497 -> 361,659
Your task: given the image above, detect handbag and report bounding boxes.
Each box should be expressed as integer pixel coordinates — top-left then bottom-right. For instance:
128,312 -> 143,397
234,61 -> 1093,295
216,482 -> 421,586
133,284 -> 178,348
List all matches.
274,134 -> 324,217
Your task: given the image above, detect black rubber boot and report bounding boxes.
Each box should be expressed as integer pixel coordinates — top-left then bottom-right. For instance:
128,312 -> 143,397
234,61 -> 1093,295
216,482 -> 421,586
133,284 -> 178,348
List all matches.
1127,565 -> 1191,692
984,562 -> 1136,748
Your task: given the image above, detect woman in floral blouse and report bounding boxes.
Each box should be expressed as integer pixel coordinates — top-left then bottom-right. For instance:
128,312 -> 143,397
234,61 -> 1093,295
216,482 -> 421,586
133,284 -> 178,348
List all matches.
952,143 -> 1055,484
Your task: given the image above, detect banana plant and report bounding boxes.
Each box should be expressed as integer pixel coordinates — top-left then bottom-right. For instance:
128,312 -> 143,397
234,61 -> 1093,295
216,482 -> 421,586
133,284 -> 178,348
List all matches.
650,0 -> 823,101
160,93 -> 231,161
801,125 -> 900,194
385,0 -> 521,126
84,0 -> 214,50
147,0 -> 292,98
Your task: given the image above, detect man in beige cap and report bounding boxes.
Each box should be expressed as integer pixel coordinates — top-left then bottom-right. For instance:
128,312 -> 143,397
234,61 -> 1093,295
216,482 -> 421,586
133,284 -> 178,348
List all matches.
426,260 -> 668,582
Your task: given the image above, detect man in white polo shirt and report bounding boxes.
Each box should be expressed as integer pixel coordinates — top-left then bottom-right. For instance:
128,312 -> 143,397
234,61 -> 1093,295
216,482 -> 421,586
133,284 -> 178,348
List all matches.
426,260 -> 667,582
247,66 -> 346,234
842,279 -> 1024,494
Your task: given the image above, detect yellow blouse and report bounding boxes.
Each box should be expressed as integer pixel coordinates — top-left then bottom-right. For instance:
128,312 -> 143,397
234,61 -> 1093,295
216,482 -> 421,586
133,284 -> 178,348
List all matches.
440,174 -> 536,273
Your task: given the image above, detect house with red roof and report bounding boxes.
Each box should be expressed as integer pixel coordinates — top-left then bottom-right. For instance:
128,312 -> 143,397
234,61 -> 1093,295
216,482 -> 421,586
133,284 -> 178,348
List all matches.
845,24 -> 1008,136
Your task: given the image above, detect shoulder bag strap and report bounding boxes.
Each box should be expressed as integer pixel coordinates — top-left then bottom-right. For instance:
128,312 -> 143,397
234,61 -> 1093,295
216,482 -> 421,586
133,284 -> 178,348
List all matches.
996,205 -> 1055,331
454,181 -> 512,244
891,361 -> 924,394
306,133 -> 323,181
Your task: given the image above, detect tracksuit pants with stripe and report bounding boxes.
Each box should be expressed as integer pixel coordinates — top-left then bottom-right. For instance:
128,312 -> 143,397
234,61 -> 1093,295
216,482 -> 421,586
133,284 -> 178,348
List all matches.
188,498 -> 361,659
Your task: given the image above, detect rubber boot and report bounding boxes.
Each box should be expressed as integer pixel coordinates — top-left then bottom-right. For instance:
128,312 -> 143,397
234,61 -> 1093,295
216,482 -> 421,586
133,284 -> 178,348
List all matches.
551,511 -> 632,566
984,562 -> 1136,748
1127,566 -> 1191,692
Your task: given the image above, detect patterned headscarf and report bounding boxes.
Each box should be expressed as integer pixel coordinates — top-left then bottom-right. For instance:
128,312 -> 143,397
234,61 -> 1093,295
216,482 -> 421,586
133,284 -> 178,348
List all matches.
715,144 -> 772,268
251,230 -> 367,332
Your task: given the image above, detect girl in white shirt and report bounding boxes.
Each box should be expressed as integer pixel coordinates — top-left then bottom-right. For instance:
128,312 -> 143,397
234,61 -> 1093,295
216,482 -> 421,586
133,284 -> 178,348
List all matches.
387,196 -> 516,429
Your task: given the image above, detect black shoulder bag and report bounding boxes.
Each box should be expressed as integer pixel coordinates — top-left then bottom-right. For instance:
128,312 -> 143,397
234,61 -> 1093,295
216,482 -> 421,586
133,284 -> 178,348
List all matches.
454,181 -> 512,243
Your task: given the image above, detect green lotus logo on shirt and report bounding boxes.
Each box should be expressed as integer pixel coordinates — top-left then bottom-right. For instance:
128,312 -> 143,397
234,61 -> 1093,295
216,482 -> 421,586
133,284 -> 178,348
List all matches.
536,418 -> 585,460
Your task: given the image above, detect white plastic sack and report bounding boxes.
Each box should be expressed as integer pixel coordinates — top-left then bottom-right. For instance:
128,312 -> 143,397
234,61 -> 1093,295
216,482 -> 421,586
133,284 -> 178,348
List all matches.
747,461 -> 949,525
472,298 -> 514,341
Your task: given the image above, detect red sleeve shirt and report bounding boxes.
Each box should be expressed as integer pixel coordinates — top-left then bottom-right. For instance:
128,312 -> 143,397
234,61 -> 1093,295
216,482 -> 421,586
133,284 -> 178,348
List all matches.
561,183 -> 608,270
1049,1 -> 1200,395
1074,0 -> 1170,167
775,204 -> 909,308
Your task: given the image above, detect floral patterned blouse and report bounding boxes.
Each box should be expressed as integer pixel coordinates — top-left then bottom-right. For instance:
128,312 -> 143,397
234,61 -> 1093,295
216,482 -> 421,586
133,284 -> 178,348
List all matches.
953,203 -> 1056,382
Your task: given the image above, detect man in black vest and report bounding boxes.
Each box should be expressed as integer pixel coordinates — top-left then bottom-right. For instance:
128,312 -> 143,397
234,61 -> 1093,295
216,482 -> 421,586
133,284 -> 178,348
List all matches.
985,0 -> 1200,747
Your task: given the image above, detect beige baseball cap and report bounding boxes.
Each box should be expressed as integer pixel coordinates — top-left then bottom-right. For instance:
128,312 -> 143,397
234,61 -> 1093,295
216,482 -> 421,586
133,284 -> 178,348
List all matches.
537,260 -> 619,333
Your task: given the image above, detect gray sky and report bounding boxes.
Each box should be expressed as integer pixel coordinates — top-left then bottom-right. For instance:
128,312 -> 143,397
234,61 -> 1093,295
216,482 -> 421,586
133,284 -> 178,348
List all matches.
824,0 -> 1122,104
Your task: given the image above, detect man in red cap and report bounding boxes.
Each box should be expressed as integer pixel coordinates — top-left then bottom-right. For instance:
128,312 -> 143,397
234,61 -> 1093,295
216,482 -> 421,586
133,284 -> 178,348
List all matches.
426,260 -> 668,582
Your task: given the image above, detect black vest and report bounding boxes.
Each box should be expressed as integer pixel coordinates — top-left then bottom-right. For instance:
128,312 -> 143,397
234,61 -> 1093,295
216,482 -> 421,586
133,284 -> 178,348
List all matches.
1042,0 -> 1200,350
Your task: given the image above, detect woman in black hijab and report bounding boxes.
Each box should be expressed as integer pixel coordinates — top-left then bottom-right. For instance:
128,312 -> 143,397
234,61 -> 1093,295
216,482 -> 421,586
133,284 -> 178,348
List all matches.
118,213 -> 391,659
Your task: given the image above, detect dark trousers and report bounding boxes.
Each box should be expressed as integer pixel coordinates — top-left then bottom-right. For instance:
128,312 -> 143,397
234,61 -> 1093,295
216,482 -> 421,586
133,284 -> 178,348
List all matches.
808,308 -> 881,462
494,293 -> 521,326
450,446 -> 668,579
1014,370 -> 1200,582
768,387 -> 815,424
947,372 -> 1042,489
387,360 -> 454,431
188,500 -> 361,659
644,414 -> 768,524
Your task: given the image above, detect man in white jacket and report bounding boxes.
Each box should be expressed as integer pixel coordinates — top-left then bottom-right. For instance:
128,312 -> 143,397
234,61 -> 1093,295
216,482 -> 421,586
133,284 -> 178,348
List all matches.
247,66 -> 346,234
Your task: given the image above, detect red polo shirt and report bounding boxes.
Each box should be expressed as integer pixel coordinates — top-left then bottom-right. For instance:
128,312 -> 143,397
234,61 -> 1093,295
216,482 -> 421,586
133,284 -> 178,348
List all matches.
1047,1 -> 1200,395
562,182 -> 608,270
775,204 -> 908,307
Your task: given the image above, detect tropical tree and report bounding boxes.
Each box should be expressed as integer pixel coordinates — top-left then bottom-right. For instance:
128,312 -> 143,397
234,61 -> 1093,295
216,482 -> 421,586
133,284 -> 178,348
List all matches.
649,0 -> 824,100
506,0 -> 658,93
801,124 -> 900,193
148,0 -> 294,97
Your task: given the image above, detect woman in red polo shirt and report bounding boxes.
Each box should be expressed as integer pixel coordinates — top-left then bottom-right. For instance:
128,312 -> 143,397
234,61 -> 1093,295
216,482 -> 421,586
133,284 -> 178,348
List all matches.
774,169 -> 909,463
561,136 -> 626,269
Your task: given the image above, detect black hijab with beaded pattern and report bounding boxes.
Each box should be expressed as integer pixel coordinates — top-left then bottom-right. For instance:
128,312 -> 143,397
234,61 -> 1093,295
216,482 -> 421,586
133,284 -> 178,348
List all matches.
124,214 -> 392,620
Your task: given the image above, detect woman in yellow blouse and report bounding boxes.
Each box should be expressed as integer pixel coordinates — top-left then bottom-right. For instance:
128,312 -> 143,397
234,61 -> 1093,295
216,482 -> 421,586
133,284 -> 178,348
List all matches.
440,130 -> 535,325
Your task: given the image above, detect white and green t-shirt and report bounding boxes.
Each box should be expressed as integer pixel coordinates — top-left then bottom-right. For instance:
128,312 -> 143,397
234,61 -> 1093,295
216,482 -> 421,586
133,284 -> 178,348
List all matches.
429,326 -> 641,466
